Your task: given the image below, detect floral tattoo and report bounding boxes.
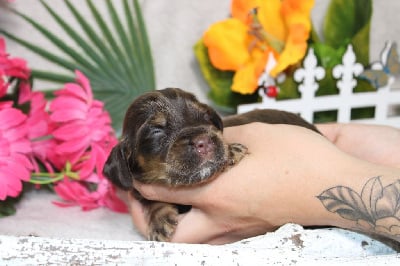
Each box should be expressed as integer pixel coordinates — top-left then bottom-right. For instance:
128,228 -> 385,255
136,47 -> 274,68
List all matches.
317,176 -> 400,241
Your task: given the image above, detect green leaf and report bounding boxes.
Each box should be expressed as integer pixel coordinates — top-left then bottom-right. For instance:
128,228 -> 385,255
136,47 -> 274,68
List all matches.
276,71 -> 300,100
316,68 -> 339,96
311,43 -> 346,69
0,197 -> 19,217
0,0 -> 155,131
130,0 -> 155,89
308,23 -> 321,44
193,39 -> 258,111
323,0 -> 372,57
31,70 -> 75,84
0,30 -> 80,72
350,21 -> 371,66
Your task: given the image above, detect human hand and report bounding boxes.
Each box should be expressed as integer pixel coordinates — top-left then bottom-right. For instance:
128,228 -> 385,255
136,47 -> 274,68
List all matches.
317,123 -> 400,168
130,123 -> 370,244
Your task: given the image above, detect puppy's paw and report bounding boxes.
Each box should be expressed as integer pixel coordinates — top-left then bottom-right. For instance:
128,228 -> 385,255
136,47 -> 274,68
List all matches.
228,143 -> 248,166
147,202 -> 179,242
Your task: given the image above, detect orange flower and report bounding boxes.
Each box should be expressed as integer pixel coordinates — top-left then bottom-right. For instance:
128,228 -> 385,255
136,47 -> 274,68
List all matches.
203,0 -> 314,94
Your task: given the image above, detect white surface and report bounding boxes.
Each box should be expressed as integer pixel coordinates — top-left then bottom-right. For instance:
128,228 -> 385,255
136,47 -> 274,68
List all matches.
0,224 -> 398,265
0,189 -> 143,241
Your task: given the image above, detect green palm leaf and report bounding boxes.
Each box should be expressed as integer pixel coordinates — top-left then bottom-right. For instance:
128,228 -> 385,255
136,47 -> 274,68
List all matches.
0,0 -> 155,131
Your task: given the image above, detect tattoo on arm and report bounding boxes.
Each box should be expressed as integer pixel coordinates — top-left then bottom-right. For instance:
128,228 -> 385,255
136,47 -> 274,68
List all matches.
317,176 -> 400,242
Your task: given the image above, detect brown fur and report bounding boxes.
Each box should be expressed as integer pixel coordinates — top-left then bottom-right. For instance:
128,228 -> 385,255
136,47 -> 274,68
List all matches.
103,88 -> 319,241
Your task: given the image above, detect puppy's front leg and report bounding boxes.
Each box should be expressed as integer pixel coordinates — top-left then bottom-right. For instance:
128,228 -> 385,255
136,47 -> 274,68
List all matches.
132,189 -> 179,241
228,143 -> 248,166
147,202 -> 179,241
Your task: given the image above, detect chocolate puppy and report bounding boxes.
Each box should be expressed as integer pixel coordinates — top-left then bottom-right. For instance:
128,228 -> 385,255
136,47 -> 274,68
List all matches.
103,88 -> 320,241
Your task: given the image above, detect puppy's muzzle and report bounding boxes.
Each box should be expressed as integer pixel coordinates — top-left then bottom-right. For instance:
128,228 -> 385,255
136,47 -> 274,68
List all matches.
171,125 -> 221,162
165,125 -> 226,185
192,134 -> 215,160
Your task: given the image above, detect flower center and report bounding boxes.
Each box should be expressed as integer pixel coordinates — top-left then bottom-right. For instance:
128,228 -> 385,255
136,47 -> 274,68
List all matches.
247,8 -> 284,53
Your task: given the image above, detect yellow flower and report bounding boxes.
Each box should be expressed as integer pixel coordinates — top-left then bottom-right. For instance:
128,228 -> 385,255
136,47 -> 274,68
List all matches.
203,0 -> 314,94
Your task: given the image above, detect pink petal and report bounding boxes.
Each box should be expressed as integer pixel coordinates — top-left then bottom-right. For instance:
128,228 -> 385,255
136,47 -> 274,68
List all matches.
55,136 -> 90,154
0,37 -> 5,52
52,201 -> 77,208
54,179 -> 85,201
50,96 -> 88,112
75,70 -> 93,102
0,101 -> 13,110
53,179 -> 101,211
103,184 -> 128,213
9,139 -> 32,154
0,82 -> 7,98
17,80 -> 32,104
3,160 -> 31,181
0,108 -> 27,130
50,108 -> 87,122
12,153 -> 33,172
0,172 -> 9,200
55,83 -> 88,101
52,123 -> 88,140
73,152 -> 96,179
3,125 -> 28,141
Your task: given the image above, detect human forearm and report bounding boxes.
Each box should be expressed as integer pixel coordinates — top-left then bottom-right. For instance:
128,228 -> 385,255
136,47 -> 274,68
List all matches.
224,123 -> 400,242
276,156 -> 400,242
316,123 -> 400,168
131,123 -> 400,244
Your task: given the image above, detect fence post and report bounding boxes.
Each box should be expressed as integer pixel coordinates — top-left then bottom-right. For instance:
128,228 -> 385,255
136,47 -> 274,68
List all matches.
332,45 -> 364,122
294,48 -> 325,121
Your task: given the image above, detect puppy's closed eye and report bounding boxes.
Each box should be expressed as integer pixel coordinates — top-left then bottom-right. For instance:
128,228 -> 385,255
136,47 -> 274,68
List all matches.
150,125 -> 166,138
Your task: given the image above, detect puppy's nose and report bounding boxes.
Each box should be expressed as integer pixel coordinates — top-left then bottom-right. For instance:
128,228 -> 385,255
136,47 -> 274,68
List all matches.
193,136 -> 214,156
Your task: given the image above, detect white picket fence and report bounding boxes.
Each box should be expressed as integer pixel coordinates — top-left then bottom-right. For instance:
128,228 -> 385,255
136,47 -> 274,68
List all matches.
238,44 -> 400,128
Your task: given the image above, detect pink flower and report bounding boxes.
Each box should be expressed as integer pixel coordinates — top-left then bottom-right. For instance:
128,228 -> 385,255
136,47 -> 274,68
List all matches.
48,70 -> 127,212
48,70 -> 115,169
0,37 -> 32,102
0,38 -> 10,99
27,91 -> 55,173
0,37 -> 125,213
0,38 -> 30,80
53,177 -> 128,213
0,101 -> 33,200
72,136 -> 118,181
0,81 -> 7,99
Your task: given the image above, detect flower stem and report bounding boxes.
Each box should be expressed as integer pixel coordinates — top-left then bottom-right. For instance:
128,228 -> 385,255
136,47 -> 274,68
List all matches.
249,8 -> 284,53
30,173 -> 64,185
31,134 -> 53,142
29,161 -> 81,185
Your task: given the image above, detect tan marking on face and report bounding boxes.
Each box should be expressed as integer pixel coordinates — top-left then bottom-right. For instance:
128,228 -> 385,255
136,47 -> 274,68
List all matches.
152,112 -> 167,127
137,154 -> 146,169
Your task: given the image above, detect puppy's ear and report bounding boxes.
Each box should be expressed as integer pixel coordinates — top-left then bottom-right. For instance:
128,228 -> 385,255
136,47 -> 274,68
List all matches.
208,108 -> 224,131
103,141 -> 134,190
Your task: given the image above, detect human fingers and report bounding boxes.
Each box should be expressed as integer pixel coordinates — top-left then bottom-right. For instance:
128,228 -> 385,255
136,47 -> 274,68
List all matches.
171,207 -> 273,244
316,123 -> 400,167
127,190 -> 214,242
315,123 -> 342,142
128,192 -> 149,238
170,208 -> 220,243
133,180 -> 205,206
128,195 -> 228,244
